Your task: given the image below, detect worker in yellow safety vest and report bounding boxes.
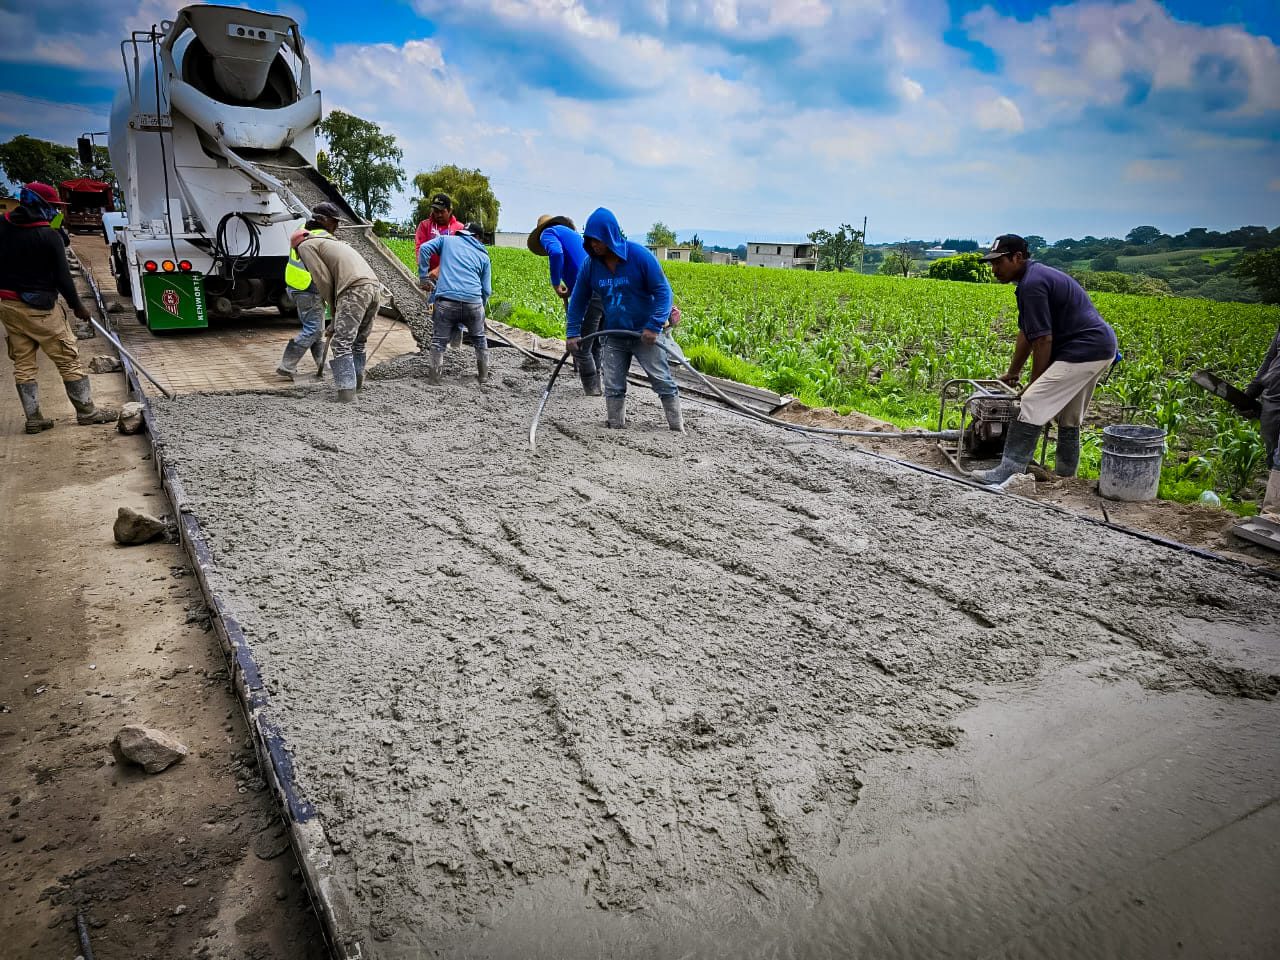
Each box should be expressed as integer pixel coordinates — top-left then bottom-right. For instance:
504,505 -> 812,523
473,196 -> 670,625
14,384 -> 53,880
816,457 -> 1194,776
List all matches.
275,203 -> 340,379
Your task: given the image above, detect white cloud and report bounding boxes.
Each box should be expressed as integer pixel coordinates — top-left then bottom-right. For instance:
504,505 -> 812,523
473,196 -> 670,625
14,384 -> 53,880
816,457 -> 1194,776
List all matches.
974,95 -> 1023,133
898,76 -> 925,103
1123,159 -> 1182,183
965,0 -> 1280,118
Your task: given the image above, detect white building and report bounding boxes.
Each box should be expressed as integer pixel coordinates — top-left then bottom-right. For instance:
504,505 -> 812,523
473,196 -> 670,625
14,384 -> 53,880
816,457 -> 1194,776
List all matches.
745,241 -> 817,270
494,231 -> 528,249
648,245 -> 695,262
924,247 -> 958,260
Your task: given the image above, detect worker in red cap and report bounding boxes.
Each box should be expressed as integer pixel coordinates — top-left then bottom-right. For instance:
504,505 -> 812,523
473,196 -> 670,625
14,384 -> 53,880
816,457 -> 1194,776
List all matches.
0,182 -> 117,433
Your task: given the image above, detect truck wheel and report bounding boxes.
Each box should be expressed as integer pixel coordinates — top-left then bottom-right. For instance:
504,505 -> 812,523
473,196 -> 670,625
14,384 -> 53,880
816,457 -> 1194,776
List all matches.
116,272 -> 131,297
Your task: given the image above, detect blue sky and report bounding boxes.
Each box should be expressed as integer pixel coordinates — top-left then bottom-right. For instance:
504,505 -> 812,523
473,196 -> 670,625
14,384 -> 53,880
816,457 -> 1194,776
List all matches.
1,0 -> 1277,243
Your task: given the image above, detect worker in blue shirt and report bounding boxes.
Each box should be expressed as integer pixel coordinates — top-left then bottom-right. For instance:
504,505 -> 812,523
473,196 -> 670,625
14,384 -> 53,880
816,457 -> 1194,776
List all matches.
418,223 -> 492,385
566,207 -> 682,432
528,214 -> 602,395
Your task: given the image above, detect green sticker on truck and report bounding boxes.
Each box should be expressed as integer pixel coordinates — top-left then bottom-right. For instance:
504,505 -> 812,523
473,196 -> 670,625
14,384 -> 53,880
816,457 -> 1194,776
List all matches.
141,272 -> 208,330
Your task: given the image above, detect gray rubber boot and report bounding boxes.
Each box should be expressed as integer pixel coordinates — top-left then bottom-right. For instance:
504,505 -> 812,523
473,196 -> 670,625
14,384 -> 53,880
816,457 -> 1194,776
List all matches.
426,350 -> 445,385
1054,425 -> 1081,477
64,377 -> 118,425
475,351 -> 490,384
276,338 -> 310,379
970,419 -> 1042,486
661,394 -> 685,432
17,382 -> 54,434
605,396 -> 626,429
579,369 -> 603,396
353,350 -> 367,391
330,355 -> 358,402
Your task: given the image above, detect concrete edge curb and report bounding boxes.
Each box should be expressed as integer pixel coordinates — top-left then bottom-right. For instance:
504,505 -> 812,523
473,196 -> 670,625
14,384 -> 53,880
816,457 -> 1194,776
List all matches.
107,344 -> 365,959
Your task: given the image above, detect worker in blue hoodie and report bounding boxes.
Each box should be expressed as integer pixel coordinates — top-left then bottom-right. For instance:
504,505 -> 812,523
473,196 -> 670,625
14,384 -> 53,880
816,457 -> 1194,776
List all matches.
528,214 -> 602,395
566,208 -> 682,431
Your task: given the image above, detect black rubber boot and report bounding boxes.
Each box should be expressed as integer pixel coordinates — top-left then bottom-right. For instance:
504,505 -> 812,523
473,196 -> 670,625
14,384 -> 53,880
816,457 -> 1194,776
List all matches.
65,377 -> 118,425
971,419 -> 1042,486
17,382 -> 54,434
1054,425 -> 1081,477
476,351 -> 490,384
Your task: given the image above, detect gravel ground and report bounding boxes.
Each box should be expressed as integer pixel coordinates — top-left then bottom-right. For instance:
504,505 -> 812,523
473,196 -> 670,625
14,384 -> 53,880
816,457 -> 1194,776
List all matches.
149,347 -> 1280,959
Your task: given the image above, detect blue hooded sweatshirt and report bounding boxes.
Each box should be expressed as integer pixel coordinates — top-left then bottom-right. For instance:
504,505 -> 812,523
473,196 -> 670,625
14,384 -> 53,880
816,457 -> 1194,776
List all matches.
418,232 -> 492,305
539,224 -> 586,291
567,208 -> 672,338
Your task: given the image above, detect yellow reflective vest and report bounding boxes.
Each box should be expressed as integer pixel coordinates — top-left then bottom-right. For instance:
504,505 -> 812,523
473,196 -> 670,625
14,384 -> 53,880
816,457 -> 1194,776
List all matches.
285,228 -> 332,290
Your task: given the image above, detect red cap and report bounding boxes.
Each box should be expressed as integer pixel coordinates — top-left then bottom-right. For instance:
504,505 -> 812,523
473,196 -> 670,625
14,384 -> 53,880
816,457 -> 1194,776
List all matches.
23,182 -> 62,205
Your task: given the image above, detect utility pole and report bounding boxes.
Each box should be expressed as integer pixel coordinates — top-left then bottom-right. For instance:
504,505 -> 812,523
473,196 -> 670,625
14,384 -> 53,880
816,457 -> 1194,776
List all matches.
859,215 -> 867,275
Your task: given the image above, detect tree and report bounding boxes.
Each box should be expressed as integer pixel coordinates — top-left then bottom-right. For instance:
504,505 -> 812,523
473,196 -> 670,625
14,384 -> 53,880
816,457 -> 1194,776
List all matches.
942,238 -> 979,253
807,223 -> 864,272
410,165 -> 499,233
317,110 -> 404,221
0,134 -> 78,188
646,222 -> 677,247
1024,235 -> 1047,253
1235,249 -> 1280,304
1091,252 -> 1120,271
687,233 -> 706,263
880,246 -> 915,277
927,253 -> 995,283
1125,225 -> 1162,246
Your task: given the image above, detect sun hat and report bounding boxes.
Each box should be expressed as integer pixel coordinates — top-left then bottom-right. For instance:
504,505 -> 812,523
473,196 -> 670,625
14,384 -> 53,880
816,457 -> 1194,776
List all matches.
526,214 -> 576,255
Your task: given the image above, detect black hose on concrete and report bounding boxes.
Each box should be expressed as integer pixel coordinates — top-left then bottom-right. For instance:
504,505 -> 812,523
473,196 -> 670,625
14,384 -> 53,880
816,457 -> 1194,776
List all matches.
529,329 -> 959,452
76,910 -> 96,960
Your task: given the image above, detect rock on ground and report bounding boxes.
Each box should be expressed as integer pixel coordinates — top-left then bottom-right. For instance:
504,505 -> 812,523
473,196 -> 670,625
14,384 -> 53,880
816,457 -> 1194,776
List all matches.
113,505 -> 167,545
114,724 -> 189,773
89,355 -> 124,373
117,401 -> 146,435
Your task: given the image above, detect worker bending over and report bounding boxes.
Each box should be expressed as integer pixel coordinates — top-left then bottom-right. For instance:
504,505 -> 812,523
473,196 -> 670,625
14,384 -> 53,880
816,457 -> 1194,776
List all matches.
0,182 -> 117,432
973,234 -> 1117,485
291,225 -> 381,402
1246,321 -> 1280,517
418,223 -> 492,385
276,202 -> 342,379
528,214 -> 602,395
566,208 -> 683,432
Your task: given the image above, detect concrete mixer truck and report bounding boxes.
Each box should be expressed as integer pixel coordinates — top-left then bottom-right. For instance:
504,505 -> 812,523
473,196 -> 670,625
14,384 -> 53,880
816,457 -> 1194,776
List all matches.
108,4 -> 346,331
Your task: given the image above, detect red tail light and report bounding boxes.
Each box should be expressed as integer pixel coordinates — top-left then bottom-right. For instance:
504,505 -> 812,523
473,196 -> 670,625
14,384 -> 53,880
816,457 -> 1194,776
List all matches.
143,260 -> 158,272
178,259 -> 192,272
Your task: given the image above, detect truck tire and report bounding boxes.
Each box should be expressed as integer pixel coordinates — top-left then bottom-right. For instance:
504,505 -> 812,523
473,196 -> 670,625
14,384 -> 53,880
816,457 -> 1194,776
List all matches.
116,272 -> 131,297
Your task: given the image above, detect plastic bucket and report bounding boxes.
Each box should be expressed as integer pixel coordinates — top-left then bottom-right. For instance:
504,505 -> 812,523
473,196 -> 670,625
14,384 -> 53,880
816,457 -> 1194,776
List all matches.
1098,425 -> 1166,502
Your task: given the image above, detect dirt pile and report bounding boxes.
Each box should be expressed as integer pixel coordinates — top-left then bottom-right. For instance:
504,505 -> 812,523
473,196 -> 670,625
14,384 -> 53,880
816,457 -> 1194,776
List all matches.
149,349 -> 1280,958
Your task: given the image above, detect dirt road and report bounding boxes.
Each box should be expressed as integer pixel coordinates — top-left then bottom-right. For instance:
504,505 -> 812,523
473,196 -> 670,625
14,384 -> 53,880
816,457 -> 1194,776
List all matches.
149,348 -> 1280,959
0,306 -> 324,957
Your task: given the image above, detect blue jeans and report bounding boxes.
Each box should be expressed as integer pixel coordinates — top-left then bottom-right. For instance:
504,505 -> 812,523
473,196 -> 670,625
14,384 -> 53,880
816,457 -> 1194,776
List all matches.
432,298 -> 486,355
601,332 -> 679,399
294,289 -> 326,348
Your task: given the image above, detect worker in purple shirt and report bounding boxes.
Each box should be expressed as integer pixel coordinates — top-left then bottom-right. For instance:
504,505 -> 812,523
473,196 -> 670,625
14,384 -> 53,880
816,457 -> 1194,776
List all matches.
528,214 -> 602,395
972,234 -> 1118,486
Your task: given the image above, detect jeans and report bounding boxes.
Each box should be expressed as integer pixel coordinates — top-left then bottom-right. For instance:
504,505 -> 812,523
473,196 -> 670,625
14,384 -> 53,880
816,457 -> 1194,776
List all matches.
294,288 -> 326,348
601,331 -> 679,399
572,294 -> 603,378
432,298 -> 486,355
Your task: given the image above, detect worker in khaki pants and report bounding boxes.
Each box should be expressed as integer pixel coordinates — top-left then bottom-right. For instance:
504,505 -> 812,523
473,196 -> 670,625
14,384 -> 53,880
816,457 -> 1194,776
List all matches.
0,182 -> 116,433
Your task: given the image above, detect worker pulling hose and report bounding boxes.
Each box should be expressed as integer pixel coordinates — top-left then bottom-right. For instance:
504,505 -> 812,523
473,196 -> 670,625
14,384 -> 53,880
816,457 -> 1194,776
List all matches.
529,329 -> 959,452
